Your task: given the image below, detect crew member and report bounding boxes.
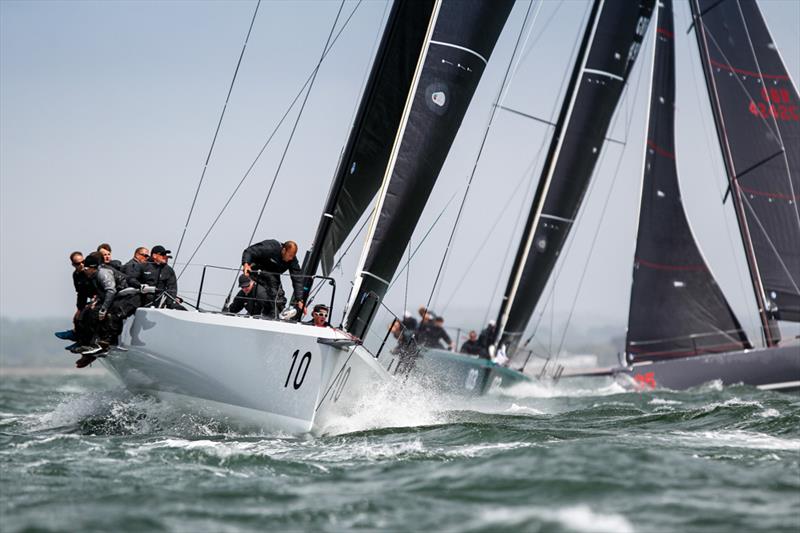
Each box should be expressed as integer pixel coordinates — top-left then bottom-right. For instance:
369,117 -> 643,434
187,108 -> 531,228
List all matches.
424,316 -> 454,351
55,251 -> 94,347
136,245 -> 182,309
97,243 -> 123,270
390,319 -> 418,375
121,247 -> 149,277
304,304 -> 330,327
460,330 -> 484,357
227,274 -> 268,316
74,252 -> 140,366
478,320 -> 498,357
240,239 -> 304,318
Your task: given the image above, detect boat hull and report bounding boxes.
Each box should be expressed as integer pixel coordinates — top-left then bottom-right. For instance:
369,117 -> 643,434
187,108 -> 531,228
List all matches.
101,308 -> 391,433
615,343 -> 800,392
393,348 -> 530,396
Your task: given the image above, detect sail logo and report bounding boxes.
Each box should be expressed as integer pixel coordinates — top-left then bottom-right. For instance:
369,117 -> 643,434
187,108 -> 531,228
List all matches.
425,82 -> 449,116
749,87 -> 799,121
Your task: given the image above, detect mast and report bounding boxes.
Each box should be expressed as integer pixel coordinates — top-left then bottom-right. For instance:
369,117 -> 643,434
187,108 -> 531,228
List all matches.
344,0 -> 516,340
689,0 -> 800,345
625,0 -> 750,363
495,0 -> 656,354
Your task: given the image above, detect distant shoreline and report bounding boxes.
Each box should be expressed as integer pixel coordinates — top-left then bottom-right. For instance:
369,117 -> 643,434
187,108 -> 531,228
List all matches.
0,366 -> 108,377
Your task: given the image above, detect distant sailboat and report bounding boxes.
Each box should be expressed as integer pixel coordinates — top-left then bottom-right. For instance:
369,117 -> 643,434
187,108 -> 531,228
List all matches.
101,0 -> 515,432
564,0 -> 799,391
407,0 -> 657,396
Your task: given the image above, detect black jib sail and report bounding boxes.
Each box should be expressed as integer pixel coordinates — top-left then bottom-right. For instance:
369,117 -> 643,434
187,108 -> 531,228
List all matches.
495,0 -> 655,354
691,0 -> 800,332
344,0 -> 515,340
301,0 -> 438,291
626,0 -> 751,364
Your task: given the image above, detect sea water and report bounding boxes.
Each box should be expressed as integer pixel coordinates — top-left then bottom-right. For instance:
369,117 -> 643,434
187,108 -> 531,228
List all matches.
1,370 -> 798,532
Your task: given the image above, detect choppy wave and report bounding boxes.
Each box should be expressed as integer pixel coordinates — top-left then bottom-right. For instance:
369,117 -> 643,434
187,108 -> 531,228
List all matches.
1,372 -> 799,532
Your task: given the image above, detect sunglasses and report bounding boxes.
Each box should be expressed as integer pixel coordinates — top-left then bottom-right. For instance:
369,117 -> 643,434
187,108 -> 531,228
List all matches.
72,261 -> 83,267
137,253 -> 150,258
313,311 -> 328,317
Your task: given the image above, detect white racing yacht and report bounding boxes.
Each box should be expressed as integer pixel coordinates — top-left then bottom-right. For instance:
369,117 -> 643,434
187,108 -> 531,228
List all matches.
98,0 -> 515,433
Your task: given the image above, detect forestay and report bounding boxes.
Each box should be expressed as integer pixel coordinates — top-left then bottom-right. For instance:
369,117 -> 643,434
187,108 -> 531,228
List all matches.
496,0 -> 656,354
626,0 -> 751,364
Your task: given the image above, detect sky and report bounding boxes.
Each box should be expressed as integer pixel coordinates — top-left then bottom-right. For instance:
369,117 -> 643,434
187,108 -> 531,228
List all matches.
1,0 -> 799,351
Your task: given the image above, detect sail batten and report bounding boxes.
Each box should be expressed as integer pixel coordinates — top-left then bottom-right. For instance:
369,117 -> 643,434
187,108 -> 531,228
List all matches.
625,0 -> 751,364
495,0 -> 656,353
691,0 -> 800,328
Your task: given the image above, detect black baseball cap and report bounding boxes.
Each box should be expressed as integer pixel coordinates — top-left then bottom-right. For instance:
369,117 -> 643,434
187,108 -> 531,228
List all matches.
83,254 -> 101,268
151,245 -> 172,256
238,274 -> 252,288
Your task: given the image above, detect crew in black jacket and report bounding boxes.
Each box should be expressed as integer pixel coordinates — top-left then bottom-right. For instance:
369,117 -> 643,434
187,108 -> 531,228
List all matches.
135,245 -> 182,309
227,274 -> 269,316
241,239 -> 304,318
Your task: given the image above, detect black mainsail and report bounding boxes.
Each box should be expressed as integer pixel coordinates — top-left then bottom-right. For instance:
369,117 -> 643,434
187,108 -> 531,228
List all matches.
495,0 -> 655,354
690,0 -> 800,336
626,0 -> 751,364
301,0 -> 438,294
344,0 -> 515,340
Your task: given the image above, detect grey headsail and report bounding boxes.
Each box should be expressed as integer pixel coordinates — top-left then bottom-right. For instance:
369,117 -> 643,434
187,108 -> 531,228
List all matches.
495,0 -> 655,354
344,0 -> 515,340
301,0 -> 438,291
626,0 -> 751,364
690,0 -> 800,333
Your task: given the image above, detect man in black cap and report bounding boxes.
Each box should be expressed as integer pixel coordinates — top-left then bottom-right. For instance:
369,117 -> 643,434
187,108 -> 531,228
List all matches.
135,245 -> 182,309
73,252 -> 140,366
226,274 -> 269,316
240,239 -> 304,318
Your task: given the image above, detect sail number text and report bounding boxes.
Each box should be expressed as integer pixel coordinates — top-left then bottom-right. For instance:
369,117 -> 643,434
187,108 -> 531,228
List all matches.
749,87 -> 799,121
285,350 -> 312,390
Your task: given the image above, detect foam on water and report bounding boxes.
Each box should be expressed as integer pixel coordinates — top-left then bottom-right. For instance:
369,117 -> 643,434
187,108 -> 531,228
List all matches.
321,379 -> 450,435
478,505 -> 634,533
671,429 -> 800,451
502,378 -> 628,399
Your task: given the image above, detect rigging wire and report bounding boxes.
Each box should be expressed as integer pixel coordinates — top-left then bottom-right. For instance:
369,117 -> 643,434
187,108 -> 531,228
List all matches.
173,0 -> 261,266
176,0 -> 364,279
702,11 -> 800,229
423,0 -> 541,315
245,0 -> 346,249
438,161 -> 536,315
679,0 -> 758,339
549,18 -> 654,365
481,0 -> 593,328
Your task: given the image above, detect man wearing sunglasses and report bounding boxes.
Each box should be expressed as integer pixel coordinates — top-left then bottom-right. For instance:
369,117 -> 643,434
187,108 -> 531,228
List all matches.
55,251 -> 96,345
121,246 -> 150,277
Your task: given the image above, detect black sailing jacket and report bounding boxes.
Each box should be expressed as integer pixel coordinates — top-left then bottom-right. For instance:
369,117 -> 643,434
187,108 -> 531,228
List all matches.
241,239 -> 304,299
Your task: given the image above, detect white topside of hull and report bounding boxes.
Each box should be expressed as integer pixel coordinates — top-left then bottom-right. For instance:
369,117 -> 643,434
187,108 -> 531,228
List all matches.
102,308 -> 392,434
